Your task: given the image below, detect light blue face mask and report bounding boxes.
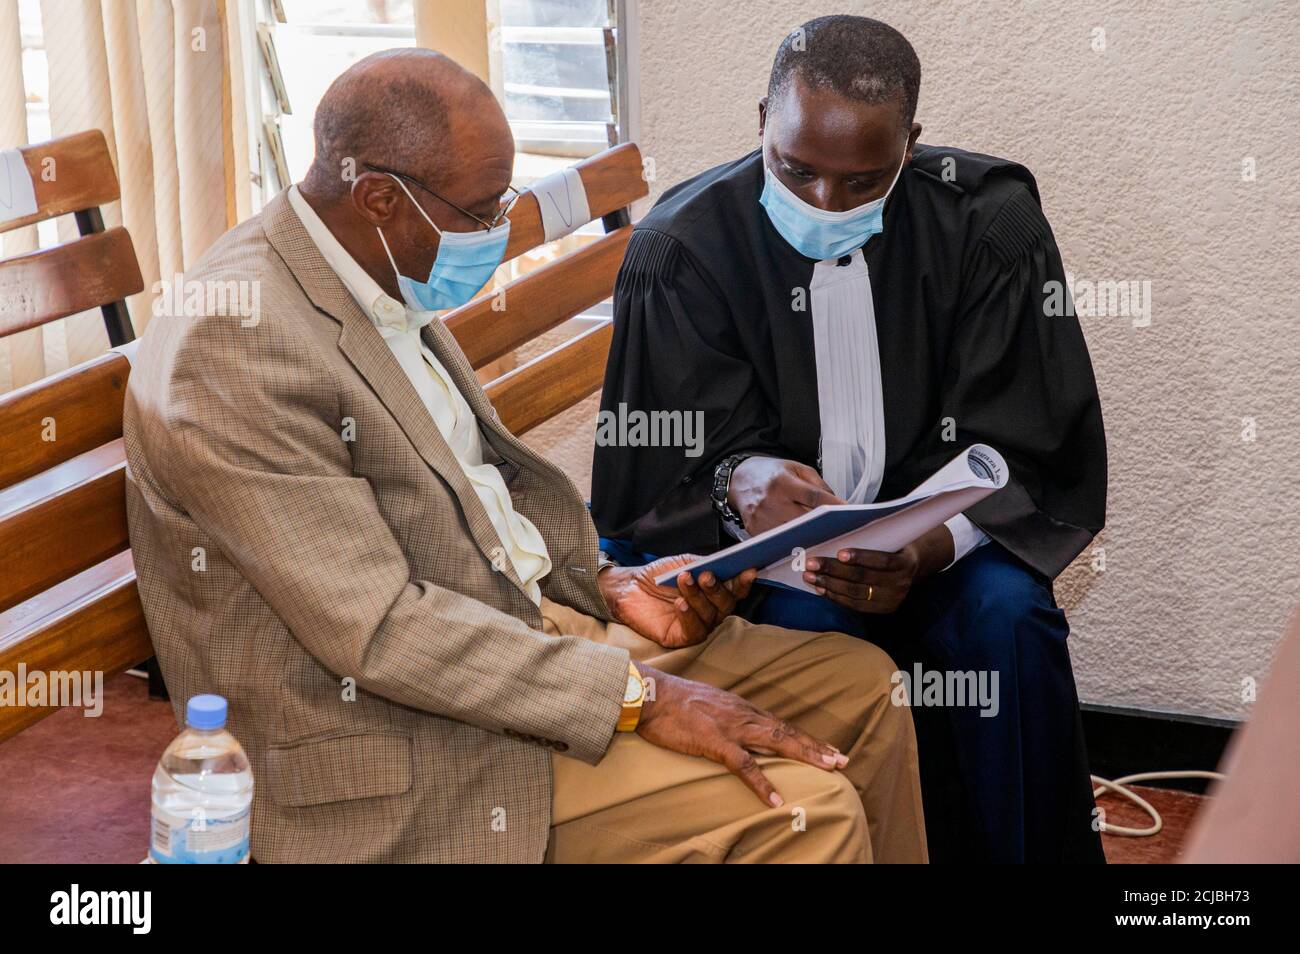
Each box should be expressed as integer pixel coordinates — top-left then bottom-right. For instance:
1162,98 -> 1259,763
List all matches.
758,142 -> 908,261
376,174 -> 511,312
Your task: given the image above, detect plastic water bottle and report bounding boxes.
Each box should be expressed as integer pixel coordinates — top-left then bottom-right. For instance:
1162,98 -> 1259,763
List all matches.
149,694 -> 254,864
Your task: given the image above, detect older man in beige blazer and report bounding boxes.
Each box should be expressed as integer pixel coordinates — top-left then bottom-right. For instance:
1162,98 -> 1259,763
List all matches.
123,49 -> 926,863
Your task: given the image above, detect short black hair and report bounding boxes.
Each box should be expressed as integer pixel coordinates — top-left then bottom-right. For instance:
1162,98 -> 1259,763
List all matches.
767,15 -> 921,129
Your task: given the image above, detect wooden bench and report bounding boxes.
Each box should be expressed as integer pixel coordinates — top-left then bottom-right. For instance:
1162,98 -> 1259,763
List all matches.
0,130 -> 140,349
0,139 -> 648,742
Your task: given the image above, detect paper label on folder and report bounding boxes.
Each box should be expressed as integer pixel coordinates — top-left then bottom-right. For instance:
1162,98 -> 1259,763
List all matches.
0,148 -> 38,226
531,165 -> 590,242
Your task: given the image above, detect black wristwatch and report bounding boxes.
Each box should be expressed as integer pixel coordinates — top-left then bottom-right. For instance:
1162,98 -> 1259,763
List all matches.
711,453 -> 752,529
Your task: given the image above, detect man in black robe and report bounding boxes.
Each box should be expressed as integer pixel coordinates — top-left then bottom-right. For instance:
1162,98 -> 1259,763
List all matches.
590,15 -> 1107,862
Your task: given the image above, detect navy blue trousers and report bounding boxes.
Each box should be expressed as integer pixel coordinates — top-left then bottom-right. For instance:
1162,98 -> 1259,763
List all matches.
600,537 -> 1105,863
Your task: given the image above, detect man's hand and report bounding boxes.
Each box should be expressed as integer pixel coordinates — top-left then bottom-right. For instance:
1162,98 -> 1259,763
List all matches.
801,524 -> 954,613
635,665 -> 849,806
727,456 -> 842,535
599,555 -> 758,648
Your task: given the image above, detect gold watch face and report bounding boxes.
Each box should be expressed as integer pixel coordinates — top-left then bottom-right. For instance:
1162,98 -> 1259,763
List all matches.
624,672 -> 643,704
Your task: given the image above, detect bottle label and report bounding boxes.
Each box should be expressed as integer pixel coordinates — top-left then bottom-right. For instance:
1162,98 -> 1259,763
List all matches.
149,804 -> 250,864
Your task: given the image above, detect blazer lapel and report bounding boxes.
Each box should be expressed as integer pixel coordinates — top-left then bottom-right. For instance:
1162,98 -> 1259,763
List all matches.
261,191 -> 531,600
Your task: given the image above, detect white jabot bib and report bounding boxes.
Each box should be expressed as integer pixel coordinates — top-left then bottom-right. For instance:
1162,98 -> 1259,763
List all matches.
807,248 -> 989,569
810,250 -> 886,505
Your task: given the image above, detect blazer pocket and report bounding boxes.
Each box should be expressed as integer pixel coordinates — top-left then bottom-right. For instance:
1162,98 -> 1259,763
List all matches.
264,733 -> 413,808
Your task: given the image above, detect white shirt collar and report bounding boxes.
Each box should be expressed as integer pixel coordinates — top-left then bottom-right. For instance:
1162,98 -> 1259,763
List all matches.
287,184 -> 435,334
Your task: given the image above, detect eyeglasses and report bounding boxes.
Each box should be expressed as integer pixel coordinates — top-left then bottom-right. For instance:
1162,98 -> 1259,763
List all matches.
363,162 -> 521,231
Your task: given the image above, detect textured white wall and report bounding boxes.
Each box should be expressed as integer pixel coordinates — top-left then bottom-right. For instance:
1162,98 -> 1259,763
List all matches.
530,0 -> 1300,719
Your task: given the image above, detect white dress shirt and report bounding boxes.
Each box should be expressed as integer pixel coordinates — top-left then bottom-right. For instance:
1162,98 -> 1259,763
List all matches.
810,251 -> 989,570
288,186 -> 553,603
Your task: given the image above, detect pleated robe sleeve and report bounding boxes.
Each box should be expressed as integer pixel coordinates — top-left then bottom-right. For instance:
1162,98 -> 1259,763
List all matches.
928,186 -> 1107,579
590,227 -> 789,556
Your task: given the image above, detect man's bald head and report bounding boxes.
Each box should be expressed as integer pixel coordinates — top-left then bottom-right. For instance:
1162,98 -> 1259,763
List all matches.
296,49 -> 517,305
304,48 -> 511,198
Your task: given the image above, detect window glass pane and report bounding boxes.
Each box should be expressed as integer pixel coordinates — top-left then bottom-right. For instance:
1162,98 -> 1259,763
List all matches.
271,3 -> 415,181
281,0 -> 414,26
500,0 -> 614,134
265,0 -> 617,173
499,0 -> 610,29
502,33 -> 612,124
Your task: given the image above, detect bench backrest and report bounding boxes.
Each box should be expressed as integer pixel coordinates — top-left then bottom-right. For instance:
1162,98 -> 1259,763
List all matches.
0,130 -> 141,348
0,141 -> 647,741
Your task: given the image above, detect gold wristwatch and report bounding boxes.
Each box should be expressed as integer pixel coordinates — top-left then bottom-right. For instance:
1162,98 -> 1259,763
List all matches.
617,661 -> 646,732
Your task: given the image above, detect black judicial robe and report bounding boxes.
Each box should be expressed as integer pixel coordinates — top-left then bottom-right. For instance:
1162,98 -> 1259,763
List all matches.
590,145 -> 1106,580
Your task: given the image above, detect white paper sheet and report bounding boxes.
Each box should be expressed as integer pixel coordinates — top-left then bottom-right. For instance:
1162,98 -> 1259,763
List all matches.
0,148 -> 38,226
653,444 -> 1009,591
757,445 -> 1007,592
530,165 -> 590,242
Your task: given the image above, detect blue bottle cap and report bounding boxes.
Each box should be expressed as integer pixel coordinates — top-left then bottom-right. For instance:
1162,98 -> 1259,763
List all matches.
186,694 -> 227,730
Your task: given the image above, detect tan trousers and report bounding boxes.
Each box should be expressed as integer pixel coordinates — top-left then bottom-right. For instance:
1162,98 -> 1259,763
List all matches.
541,600 -> 928,863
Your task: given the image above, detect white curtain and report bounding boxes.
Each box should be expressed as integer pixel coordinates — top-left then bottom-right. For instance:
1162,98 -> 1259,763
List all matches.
0,0 -> 242,392
0,0 -> 41,393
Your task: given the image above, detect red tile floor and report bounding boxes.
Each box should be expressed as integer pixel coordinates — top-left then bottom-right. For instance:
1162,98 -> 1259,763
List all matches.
0,671 -> 1204,863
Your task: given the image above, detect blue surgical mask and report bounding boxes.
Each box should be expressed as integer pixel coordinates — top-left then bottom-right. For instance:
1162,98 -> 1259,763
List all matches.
758,143 -> 908,261
376,174 -> 511,312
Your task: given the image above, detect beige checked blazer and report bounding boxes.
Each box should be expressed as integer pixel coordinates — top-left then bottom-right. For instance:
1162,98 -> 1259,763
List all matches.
123,191 -> 631,863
